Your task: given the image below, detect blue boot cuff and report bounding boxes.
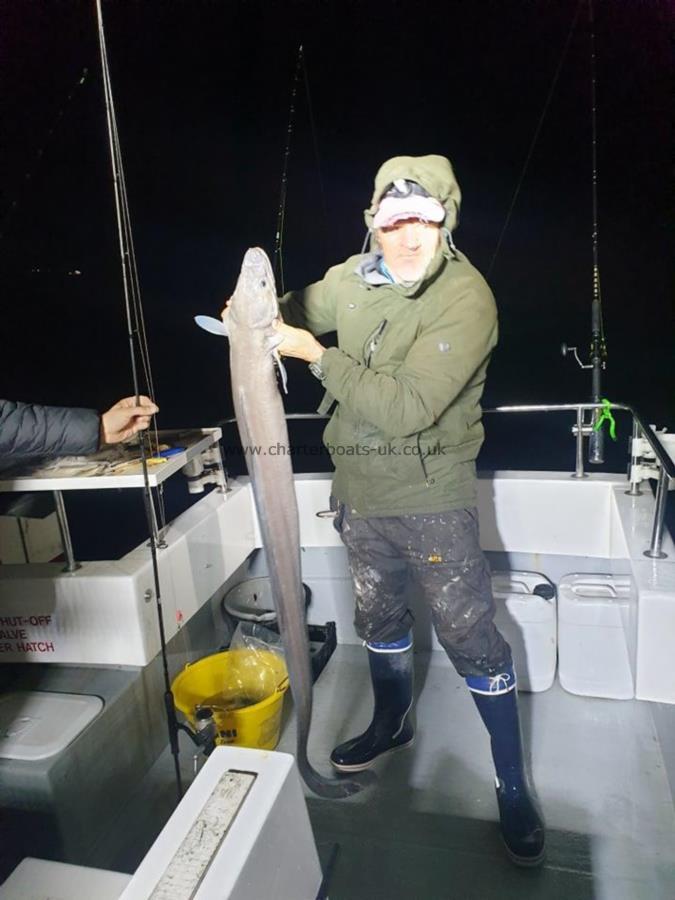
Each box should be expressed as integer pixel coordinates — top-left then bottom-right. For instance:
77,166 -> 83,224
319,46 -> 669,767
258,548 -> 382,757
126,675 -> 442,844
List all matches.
466,666 -> 517,696
366,634 -> 413,653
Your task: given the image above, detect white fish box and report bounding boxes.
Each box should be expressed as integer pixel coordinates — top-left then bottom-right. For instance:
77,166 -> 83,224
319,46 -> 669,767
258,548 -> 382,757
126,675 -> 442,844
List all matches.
121,747 -> 322,900
491,571 -> 557,693
558,573 -> 634,699
0,858 -> 130,900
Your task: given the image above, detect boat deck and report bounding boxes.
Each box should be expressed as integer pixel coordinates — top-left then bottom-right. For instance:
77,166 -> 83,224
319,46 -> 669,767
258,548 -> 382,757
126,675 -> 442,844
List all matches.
285,645 -> 675,900
99,644 -> 675,900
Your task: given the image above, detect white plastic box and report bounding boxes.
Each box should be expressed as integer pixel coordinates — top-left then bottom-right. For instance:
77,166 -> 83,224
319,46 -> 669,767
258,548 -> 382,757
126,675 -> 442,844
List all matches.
557,573 -> 634,699
121,746 -> 322,900
0,858 -> 130,900
0,692 -> 103,761
491,571 -> 557,692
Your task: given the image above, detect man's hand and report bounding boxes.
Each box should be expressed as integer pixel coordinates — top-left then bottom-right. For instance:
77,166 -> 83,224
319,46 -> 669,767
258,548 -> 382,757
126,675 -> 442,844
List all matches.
219,302 -> 324,363
100,396 -> 159,445
273,321 -> 325,364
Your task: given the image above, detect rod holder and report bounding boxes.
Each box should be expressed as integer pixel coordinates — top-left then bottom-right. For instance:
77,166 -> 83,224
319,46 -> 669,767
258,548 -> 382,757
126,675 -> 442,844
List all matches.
53,490 -> 80,573
571,409 -> 588,478
644,468 -> 669,559
626,418 -> 643,496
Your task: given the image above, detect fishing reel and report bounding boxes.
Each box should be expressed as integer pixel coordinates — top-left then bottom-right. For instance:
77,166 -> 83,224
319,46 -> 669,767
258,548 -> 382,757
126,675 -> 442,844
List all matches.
561,335 -> 608,466
176,705 -> 218,758
561,342 -> 593,369
561,340 -> 607,371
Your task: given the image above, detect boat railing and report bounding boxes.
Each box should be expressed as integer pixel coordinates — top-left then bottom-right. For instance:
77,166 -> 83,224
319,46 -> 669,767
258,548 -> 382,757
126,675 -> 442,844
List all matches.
219,402 -> 674,559
482,403 -> 674,560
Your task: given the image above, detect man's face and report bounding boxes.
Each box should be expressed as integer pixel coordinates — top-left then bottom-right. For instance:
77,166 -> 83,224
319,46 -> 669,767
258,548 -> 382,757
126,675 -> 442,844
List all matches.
376,218 -> 442,283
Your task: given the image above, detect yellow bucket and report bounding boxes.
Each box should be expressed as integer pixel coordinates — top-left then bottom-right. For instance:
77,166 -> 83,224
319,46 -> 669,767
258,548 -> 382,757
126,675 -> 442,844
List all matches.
172,649 -> 289,751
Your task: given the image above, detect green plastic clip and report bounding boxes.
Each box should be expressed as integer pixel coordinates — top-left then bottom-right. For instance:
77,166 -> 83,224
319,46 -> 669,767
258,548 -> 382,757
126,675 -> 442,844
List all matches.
593,398 -> 617,441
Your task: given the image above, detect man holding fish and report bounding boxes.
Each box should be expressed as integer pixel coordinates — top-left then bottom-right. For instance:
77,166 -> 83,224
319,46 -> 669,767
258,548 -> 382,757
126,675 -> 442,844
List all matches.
270,154 -> 546,866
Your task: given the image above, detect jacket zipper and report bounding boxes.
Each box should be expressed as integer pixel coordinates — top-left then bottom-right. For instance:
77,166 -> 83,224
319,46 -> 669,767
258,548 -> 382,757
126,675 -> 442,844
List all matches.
362,318 -> 432,486
416,432 -> 433,487
364,319 -> 388,368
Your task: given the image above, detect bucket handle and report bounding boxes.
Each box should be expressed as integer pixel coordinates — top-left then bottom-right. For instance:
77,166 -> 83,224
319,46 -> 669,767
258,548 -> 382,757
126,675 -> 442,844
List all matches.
276,675 -> 290,693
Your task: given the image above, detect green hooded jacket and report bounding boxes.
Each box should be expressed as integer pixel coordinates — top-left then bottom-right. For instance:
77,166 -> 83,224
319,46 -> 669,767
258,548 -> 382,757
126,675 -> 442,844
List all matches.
279,155 -> 497,517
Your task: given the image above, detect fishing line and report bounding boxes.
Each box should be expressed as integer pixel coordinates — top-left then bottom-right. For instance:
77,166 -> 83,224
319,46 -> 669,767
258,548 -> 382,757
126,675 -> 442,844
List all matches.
0,67 -> 89,242
487,0 -> 585,278
97,2 -> 167,527
301,48 -> 329,252
106,81 -> 167,526
95,0 -> 182,799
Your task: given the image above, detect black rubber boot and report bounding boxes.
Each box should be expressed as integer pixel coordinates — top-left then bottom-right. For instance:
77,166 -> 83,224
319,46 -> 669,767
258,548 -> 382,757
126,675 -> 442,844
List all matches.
330,635 -> 414,772
467,668 -> 546,867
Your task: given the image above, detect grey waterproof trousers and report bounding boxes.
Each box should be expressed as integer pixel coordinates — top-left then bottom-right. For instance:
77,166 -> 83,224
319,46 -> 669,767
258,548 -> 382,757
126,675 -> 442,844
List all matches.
333,503 -> 512,677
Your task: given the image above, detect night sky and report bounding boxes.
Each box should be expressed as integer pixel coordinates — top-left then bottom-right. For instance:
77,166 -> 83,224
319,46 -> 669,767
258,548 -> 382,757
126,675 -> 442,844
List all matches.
1,0 -> 672,475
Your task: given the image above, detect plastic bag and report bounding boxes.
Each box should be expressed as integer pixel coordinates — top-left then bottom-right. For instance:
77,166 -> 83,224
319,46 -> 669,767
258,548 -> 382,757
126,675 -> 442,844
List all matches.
230,621 -> 285,657
214,622 -> 288,712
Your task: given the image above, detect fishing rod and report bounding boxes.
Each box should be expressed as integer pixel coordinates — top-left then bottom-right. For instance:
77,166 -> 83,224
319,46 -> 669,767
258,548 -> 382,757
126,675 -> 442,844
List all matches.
273,46 -> 303,294
95,0 -> 183,800
586,0 -> 607,464
561,0 -> 607,464
487,0 -> 584,280
488,0 -> 607,465
273,44 -> 329,292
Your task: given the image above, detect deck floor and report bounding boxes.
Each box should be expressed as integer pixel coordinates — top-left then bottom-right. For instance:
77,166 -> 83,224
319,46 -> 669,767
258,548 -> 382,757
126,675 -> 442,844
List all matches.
10,645 -> 673,899
275,645 -> 675,900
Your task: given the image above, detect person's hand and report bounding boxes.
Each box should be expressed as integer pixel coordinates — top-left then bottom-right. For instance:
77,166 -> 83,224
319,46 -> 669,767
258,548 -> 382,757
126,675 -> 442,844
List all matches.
273,321 -> 325,363
100,396 -> 159,445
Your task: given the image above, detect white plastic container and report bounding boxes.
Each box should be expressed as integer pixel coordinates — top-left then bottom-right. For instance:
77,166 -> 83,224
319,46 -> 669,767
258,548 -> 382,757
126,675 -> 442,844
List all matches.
0,691 -> 103,761
558,574 -> 634,700
491,571 -> 557,692
0,858 -> 130,900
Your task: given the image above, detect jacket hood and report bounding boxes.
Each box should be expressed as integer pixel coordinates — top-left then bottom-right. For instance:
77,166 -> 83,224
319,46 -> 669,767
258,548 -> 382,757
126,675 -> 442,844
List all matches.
364,155 -> 462,233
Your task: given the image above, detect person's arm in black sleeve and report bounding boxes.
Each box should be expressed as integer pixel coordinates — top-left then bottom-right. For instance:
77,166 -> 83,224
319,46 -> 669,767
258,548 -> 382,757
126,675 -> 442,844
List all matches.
0,400 -> 101,457
0,396 -> 158,458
